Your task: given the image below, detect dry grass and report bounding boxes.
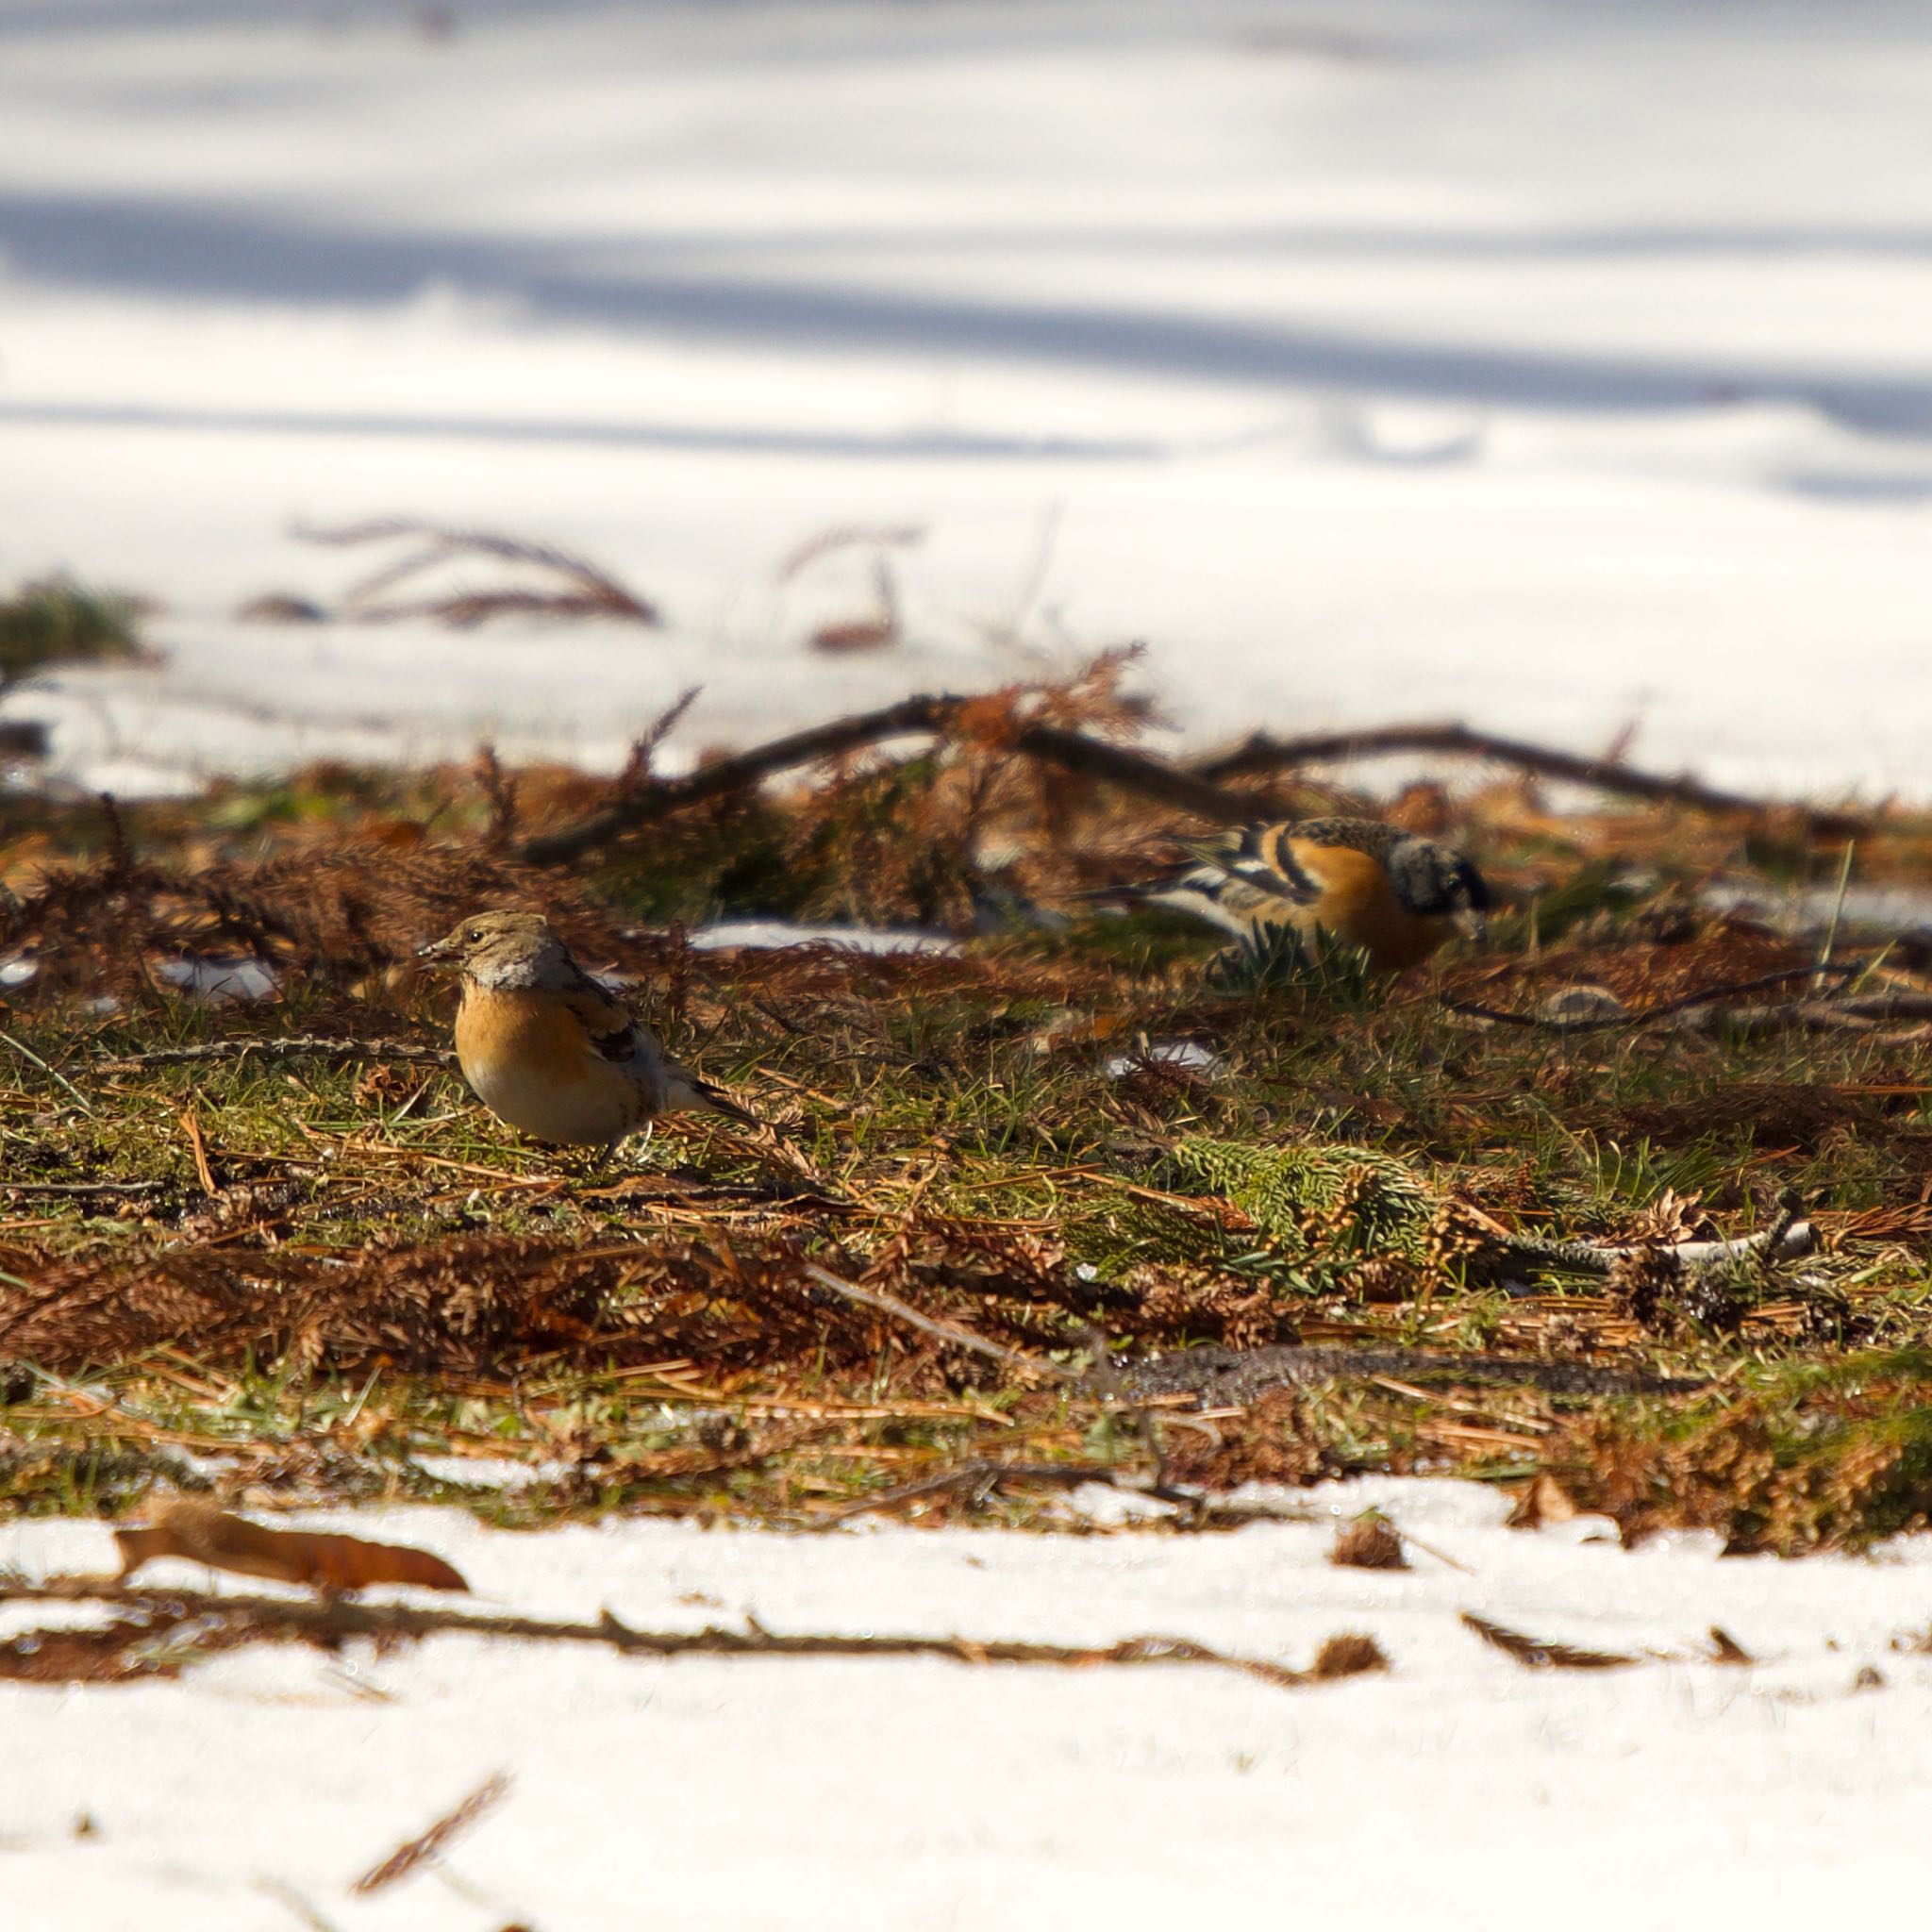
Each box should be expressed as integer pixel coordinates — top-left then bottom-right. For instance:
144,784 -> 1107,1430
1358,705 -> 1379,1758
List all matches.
295,517 -> 661,628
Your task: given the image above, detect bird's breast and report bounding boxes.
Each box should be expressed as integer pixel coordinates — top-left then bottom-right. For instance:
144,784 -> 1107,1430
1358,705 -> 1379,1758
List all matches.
455,987 -> 642,1146
1278,841 -> 1450,971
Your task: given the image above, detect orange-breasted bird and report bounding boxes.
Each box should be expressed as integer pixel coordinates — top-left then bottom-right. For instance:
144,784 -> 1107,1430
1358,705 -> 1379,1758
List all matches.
1126,816 -> 1489,973
416,909 -> 758,1157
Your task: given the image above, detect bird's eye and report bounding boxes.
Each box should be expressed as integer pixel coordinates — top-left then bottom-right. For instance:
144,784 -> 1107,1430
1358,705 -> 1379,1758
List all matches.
466,928 -> 484,943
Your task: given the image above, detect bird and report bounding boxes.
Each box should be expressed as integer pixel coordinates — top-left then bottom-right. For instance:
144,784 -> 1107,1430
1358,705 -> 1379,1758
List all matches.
1121,816 -> 1490,974
415,909 -> 758,1157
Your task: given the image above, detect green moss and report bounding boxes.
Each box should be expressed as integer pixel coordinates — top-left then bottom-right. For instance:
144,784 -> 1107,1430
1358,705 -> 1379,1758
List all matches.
1169,1137 -> 1439,1255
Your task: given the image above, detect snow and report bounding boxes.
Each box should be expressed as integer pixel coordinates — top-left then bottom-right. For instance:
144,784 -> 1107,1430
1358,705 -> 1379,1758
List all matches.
1103,1039 -> 1221,1077
149,957 -> 280,1002
3,1482 -> 1932,1929
689,918 -> 959,955
408,1453 -> 574,1492
1,1 -> 1929,801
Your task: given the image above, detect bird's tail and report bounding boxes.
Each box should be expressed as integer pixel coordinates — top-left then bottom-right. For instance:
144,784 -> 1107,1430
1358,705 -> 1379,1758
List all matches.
1078,868 -> 1272,941
662,1068 -> 763,1129
1072,833 -> 1256,919
659,1065 -> 841,1195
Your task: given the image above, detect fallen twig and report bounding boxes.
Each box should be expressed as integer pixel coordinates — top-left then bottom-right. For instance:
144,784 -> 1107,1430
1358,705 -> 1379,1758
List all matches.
1006,722 -> 1255,822
1460,1610 -> 1638,1670
95,1036 -> 455,1074
802,1262 -> 1078,1385
518,693 -> 953,863
809,1458 -> 1200,1528
1707,1004 -> 1932,1051
1442,965 -> 1860,1035
1497,1197 -> 1813,1276
1829,992 -> 1932,1021
0,1026 -> 96,1113
1463,1611 -> 1765,1673
0,1179 -> 165,1196
353,1772 -> 511,1895
510,698 -> 1881,869
1193,722 -> 1870,837
0,1576 -> 1374,1693
1121,1343 -> 1708,1405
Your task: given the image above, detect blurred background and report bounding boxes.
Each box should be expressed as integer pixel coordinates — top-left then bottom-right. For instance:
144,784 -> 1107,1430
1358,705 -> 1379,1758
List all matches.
1,0 -> 1928,800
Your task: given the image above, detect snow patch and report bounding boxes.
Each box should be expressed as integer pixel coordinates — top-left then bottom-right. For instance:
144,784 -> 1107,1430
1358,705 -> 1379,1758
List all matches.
1103,1040 -> 1221,1078
150,957 -> 278,1003
689,920 -> 958,956
410,1455 -> 573,1493
4,1489 -> 1932,1926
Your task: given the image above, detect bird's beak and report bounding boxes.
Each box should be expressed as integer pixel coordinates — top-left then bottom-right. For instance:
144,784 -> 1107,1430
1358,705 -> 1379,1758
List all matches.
415,935 -> 458,965
1455,908 -> 1489,946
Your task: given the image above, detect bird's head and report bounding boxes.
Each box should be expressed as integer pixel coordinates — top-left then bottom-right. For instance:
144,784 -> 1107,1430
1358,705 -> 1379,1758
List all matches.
1390,838 -> 1490,943
416,908 -> 565,986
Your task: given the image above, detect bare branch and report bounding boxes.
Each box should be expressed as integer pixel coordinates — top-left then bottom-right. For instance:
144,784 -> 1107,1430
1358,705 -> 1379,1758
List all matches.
514,694 -> 1254,865
1193,722 -> 1871,837
1119,1343 -> 1708,1405
517,692 -> 953,862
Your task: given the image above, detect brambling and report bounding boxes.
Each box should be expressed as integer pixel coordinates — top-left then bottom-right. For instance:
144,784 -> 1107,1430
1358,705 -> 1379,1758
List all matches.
1132,816 -> 1489,974
416,909 -> 758,1157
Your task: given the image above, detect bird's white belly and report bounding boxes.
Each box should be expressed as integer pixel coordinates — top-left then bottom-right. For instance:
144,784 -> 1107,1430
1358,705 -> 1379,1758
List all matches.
467,1055 -> 637,1147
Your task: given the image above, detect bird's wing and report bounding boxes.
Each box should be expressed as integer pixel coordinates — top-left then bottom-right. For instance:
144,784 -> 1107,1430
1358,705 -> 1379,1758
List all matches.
1181,823 -> 1324,905
1274,816 -> 1402,862
556,971 -> 650,1064
558,967 -> 761,1125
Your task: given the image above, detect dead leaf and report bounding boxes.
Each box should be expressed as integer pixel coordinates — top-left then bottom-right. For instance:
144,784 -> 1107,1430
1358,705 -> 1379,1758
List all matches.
115,1500 -> 467,1596
1331,1513 -> 1407,1571
809,619 -> 897,655
1506,1471 -> 1581,1529
1310,1633 -> 1389,1679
